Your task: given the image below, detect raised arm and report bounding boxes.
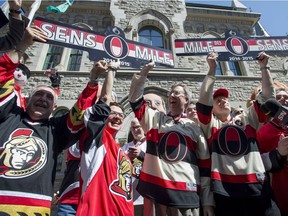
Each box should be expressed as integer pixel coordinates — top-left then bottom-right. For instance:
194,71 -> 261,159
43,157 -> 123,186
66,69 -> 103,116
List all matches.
257,52 -> 274,101
100,59 -> 120,105
198,52 -> 218,106
0,25 -> 47,106
0,0 -> 31,51
129,60 -> 155,103
7,25 -> 47,63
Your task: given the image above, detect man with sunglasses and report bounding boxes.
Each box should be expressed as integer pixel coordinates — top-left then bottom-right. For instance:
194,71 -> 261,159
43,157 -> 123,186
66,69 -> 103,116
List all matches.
129,61 -> 214,216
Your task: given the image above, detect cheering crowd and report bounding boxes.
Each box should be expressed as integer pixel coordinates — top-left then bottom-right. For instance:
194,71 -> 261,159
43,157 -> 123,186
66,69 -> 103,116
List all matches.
1,1 -> 288,216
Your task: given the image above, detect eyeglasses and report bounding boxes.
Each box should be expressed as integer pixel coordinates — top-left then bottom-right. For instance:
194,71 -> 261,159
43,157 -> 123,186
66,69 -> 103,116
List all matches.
110,111 -> 125,119
167,90 -> 185,97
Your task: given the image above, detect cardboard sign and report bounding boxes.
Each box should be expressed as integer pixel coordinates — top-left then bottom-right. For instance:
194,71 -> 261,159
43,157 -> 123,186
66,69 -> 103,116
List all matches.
175,30 -> 288,61
34,17 -> 174,68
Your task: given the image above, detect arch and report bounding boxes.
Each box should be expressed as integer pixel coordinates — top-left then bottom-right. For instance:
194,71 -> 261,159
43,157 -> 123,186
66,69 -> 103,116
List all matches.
74,15 -> 85,23
120,86 -> 169,116
73,22 -> 93,30
126,9 -> 174,49
116,86 -> 169,144
202,31 -> 221,38
128,9 -> 173,34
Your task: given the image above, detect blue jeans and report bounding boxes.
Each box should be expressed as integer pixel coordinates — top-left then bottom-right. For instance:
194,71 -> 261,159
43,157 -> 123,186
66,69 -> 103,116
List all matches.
57,204 -> 78,216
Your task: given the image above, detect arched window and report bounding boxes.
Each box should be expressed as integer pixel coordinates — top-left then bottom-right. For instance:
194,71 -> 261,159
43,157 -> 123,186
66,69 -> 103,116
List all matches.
43,45 -> 64,70
138,26 -> 164,48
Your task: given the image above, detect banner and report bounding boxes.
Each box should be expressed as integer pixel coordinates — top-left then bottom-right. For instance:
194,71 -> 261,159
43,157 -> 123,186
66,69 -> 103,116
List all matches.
175,30 -> 288,61
34,17 -> 174,68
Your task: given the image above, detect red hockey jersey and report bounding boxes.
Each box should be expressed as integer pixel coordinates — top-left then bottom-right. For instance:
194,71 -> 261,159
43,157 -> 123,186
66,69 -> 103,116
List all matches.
77,102 -> 134,216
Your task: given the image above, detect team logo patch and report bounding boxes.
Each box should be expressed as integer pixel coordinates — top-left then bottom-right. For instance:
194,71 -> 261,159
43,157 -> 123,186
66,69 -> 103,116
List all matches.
0,129 -> 47,178
216,125 -> 248,156
110,149 -> 133,201
158,131 -> 188,163
132,158 -> 143,178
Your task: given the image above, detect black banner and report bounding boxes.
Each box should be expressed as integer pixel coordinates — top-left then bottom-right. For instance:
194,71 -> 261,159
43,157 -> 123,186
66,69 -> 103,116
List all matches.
34,17 -> 174,68
175,30 -> 288,61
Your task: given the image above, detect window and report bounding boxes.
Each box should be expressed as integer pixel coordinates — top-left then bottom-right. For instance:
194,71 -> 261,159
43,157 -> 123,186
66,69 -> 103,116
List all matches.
138,26 -> 164,48
215,62 -> 223,75
228,61 -> 241,76
43,45 -> 64,70
215,61 -> 242,76
67,49 -> 83,71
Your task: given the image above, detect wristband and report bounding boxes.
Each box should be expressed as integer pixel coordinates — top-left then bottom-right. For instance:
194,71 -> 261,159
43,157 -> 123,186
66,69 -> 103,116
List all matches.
260,66 -> 270,71
107,66 -> 117,72
9,8 -> 22,14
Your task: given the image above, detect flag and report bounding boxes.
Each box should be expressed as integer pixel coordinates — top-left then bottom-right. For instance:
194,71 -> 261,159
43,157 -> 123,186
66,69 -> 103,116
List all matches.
46,0 -> 74,13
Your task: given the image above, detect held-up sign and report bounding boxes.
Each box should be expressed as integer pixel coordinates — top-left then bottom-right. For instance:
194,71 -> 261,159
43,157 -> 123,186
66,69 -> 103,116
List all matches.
34,17 -> 174,68
175,30 -> 288,61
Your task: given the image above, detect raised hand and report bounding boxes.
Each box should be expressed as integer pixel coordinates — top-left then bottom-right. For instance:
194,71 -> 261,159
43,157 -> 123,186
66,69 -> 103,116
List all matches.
277,134 -> 288,157
206,52 -> 218,75
257,51 -> 270,69
128,146 -> 141,160
90,60 -> 108,81
107,58 -> 120,71
8,0 -> 22,10
140,59 -> 155,76
16,25 -> 48,52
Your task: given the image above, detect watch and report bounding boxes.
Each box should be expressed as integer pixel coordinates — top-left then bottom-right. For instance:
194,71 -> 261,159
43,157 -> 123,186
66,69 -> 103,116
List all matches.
9,8 -> 22,14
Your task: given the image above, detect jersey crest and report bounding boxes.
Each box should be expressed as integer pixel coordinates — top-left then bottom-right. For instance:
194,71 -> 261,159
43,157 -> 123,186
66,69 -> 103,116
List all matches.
0,128 -> 47,178
110,149 -> 133,201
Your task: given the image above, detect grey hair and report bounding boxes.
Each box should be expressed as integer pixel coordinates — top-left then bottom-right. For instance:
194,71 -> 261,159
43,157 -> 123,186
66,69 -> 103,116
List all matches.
170,83 -> 192,106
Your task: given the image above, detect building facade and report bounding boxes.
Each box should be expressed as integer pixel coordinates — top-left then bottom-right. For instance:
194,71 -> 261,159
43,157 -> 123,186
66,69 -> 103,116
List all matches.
16,0 -> 288,210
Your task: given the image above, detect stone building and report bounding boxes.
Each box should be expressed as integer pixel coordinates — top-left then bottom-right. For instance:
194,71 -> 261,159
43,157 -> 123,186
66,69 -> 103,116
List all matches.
15,0 -> 288,212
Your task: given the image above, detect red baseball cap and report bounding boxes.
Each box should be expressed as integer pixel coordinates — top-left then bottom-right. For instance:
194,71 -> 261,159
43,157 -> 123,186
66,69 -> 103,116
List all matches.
213,88 -> 229,99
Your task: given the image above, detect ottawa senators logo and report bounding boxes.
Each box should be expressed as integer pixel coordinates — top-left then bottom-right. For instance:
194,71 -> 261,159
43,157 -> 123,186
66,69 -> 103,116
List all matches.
110,150 -> 133,201
132,158 -> 143,178
0,129 -> 47,178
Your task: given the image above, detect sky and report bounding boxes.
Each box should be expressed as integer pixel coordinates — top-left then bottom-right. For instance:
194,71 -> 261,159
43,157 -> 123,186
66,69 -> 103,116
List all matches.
188,0 -> 288,36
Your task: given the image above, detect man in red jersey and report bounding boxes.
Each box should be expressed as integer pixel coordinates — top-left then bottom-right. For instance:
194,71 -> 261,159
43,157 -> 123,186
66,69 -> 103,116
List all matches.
76,60 -> 134,216
257,84 -> 288,216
